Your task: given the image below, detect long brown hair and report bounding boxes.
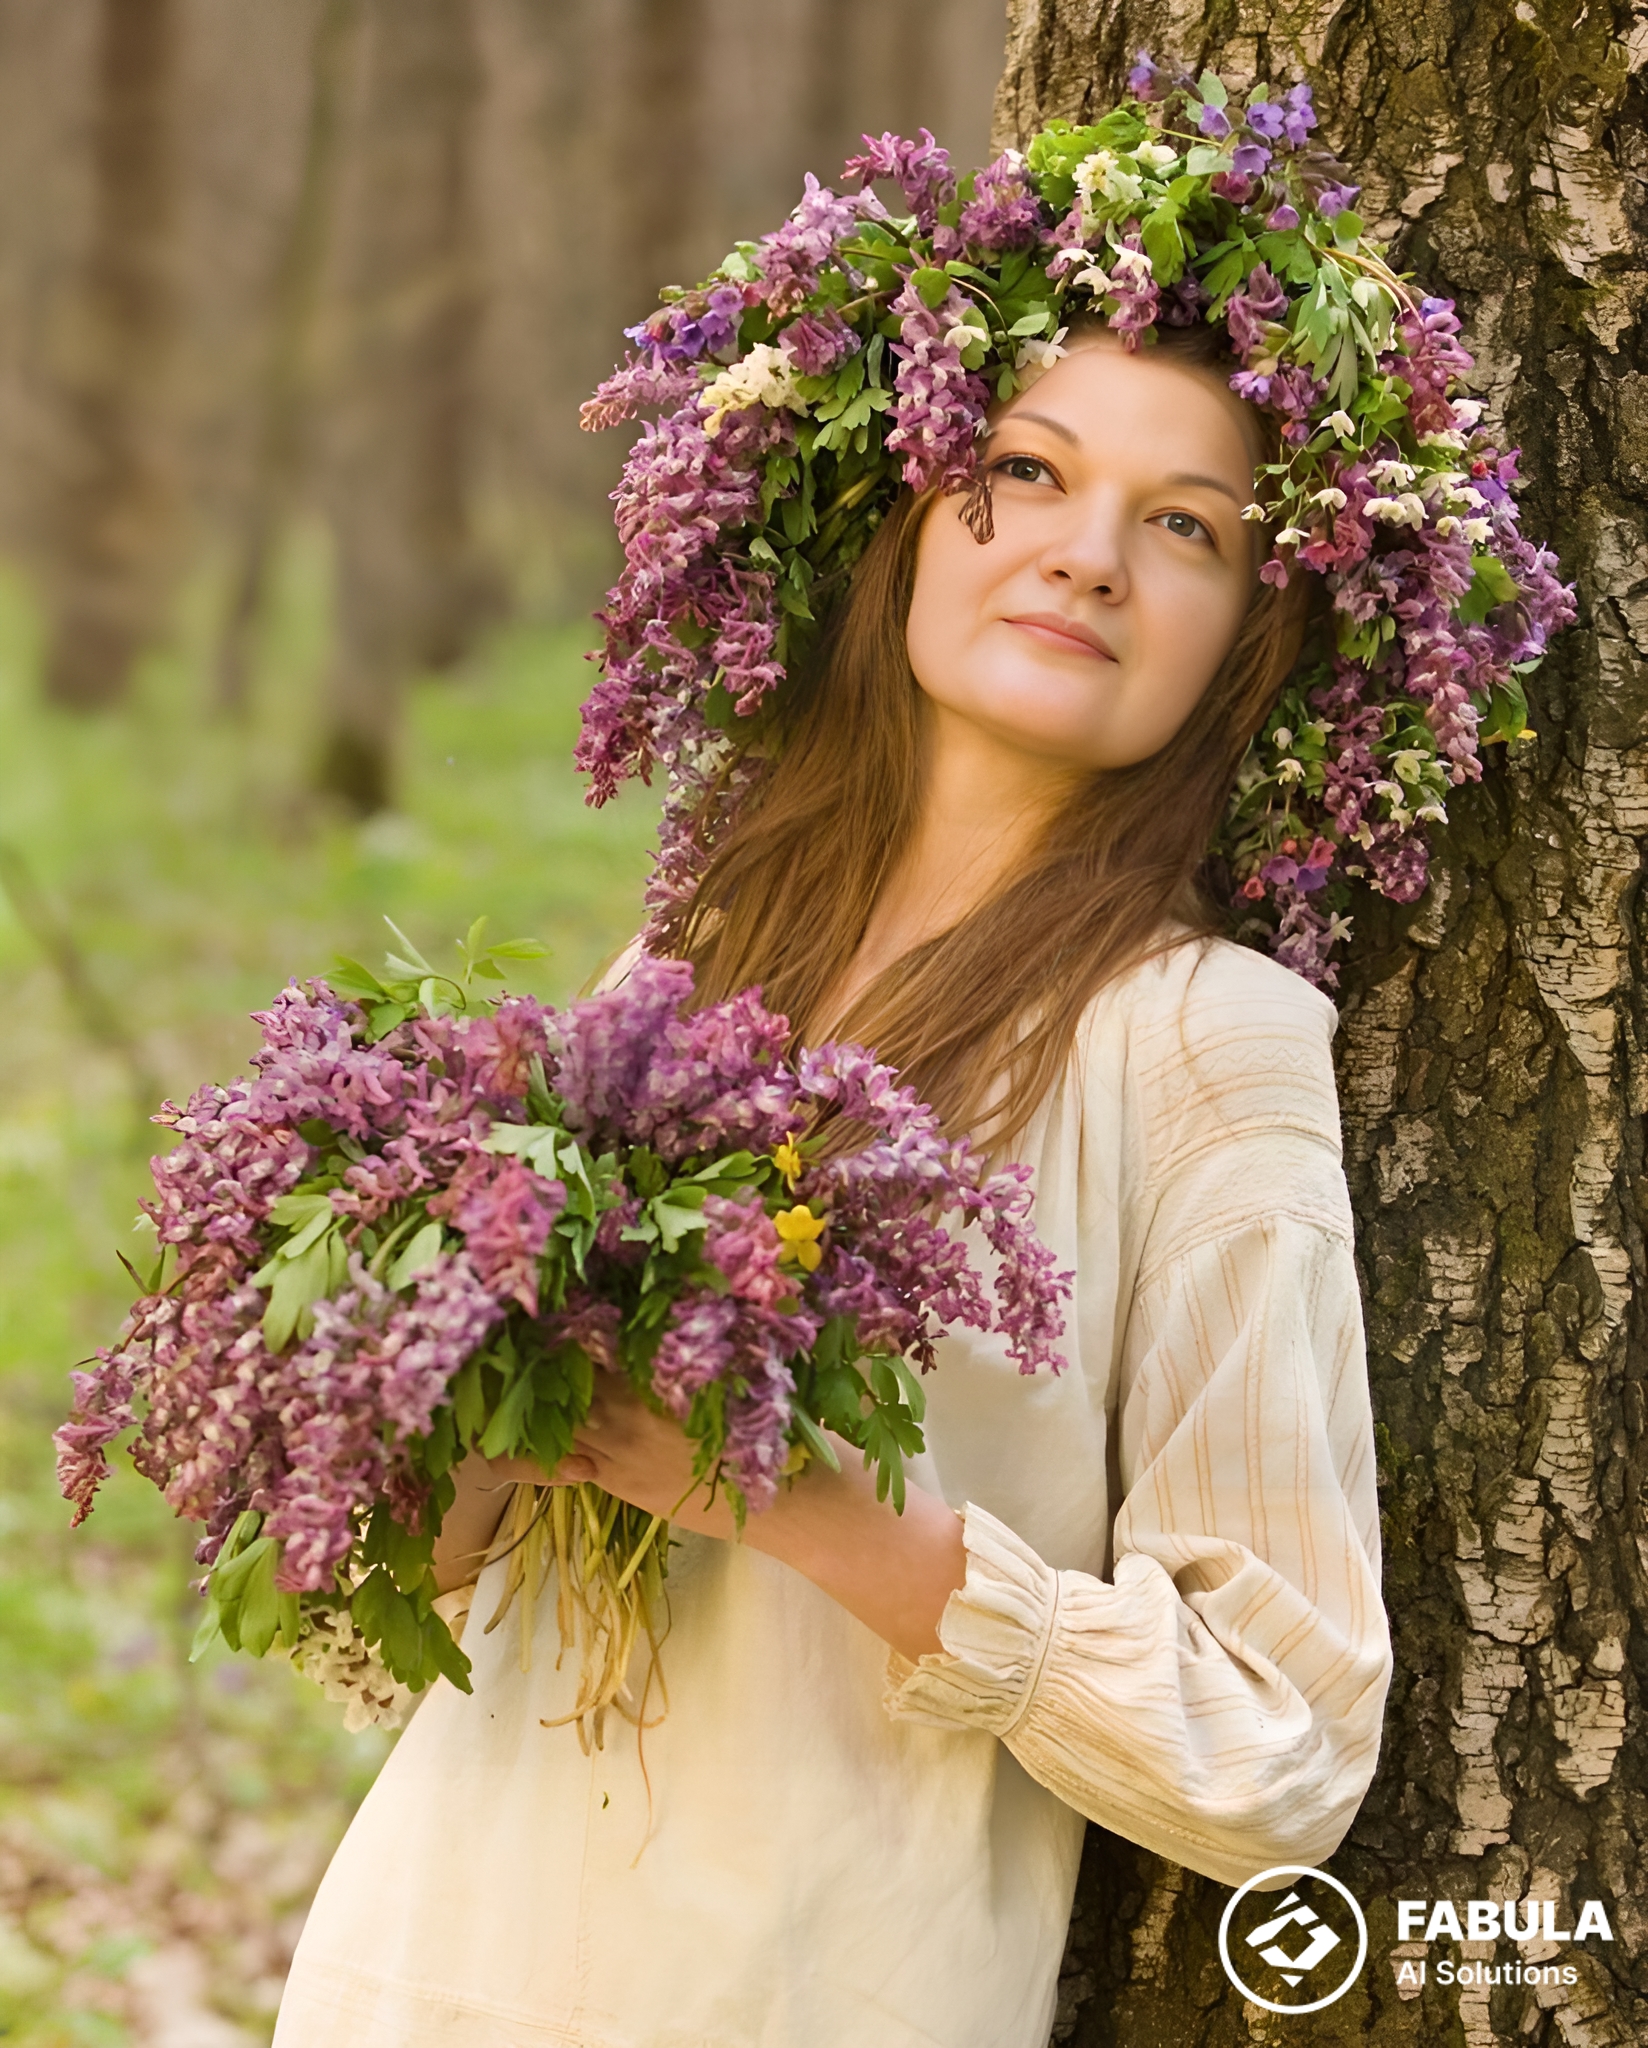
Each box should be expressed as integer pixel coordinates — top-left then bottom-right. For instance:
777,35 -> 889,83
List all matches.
658,326 -> 1316,1147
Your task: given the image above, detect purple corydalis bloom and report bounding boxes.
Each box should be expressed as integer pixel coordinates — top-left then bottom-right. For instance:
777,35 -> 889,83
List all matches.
958,152 -> 1043,252
757,175 -> 862,316
1223,261 -> 1288,357
842,128 -> 957,233
1231,137 -> 1271,179
1281,83 -> 1318,149
1265,202 -> 1301,230
884,275 -> 990,491
782,307 -> 855,375
1317,181 -> 1360,219
1198,101 -> 1231,140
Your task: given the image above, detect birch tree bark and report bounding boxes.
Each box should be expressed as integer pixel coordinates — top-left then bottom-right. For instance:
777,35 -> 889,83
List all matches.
993,6 -> 1648,2043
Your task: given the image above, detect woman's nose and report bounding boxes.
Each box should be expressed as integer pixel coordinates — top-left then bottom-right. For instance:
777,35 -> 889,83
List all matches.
1038,499 -> 1128,601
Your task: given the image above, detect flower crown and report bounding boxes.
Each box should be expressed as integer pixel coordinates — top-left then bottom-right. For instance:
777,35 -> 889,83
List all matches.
579,56 -> 1575,988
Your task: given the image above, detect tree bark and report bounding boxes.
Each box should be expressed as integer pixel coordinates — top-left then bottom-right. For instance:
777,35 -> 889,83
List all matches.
994,6 -> 1648,2044
43,0 -> 179,710
213,0 -> 357,717
316,0 -> 498,815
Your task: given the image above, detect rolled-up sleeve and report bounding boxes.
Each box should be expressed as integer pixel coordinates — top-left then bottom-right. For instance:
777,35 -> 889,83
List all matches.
886,945 -> 1392,1887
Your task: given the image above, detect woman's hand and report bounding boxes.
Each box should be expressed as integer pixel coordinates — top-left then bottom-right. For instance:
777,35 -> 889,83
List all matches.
488,1376 -> 969,1662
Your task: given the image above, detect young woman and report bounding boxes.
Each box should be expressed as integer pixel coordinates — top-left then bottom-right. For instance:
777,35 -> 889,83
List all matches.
274,320 -> 1392,2047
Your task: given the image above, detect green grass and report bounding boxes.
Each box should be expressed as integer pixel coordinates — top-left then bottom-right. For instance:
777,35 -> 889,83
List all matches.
0,548 -> 657,2042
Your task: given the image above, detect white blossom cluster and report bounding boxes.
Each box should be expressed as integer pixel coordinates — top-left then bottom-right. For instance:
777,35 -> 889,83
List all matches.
281,1605 -> 413,1733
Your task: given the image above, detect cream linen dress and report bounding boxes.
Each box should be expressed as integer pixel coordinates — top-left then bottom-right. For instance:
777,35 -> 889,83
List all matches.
274,933 -> 1392,2048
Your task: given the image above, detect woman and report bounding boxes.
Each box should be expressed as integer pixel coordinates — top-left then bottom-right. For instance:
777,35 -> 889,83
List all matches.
274,315 -> 1392,2046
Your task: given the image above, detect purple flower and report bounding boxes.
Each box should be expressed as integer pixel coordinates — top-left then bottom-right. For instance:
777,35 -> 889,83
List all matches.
1265,202 -> 1301,230
884,276 -> 990,491
842,129 -> 957,234
1246,101 -> 1287,142
782,307 -> 855,375
1280,83 -> 1318,149
1127,51 -> 1164,99
1197,102 -> 1231,140
958,152 -> 1043,252
1223,261 -> 1288,356
1317,182 -> 1360,219
756,175 -> 862,316
625,284 -> 748,365
1231,137 -> 1272,179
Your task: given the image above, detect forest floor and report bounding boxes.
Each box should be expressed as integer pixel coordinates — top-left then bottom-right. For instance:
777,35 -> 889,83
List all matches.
0,551 -> 656,2045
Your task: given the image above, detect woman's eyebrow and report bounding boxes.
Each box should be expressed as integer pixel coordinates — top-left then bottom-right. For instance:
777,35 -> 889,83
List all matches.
1163,470 -> 1244,504
989,410 -> 1079,446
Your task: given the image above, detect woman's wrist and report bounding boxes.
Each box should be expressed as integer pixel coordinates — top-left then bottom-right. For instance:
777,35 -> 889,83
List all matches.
431,1450 -> 517,1594
740,1441 -> 968,1663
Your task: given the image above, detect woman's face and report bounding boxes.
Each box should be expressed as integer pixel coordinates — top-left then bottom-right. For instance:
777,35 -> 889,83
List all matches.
905,331 -> 1261,774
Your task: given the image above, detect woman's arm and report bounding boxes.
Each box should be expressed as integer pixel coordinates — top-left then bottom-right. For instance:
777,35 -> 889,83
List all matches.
431,1451 -> 519,1594
485,1382 -> 968,1662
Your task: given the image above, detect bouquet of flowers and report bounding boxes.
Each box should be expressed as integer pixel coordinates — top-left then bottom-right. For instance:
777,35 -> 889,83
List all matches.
57,923 -> 1068,1736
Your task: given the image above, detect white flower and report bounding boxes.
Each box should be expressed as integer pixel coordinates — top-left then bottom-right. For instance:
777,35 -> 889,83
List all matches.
1272,727 -> 1295,748
284,1608 -> 412,1732
1072,263 -> 1113,296
700,343 -> 806,435
1327,911 -> 1355,944
1415,801 -> 1449,823
1368,457 -> 1417,489
1239,502 -> 1268,522
1373,779 -> 1404,802
1276,757 -> 1306,784
1274,525 -> 1310,548
944,316 -> 987,352
1418,428 -> 1468,450
1326,409 -> 1357,439
1462,516 -> 1492,544
1312,486 -> 1348,511
1016,326 -> 1069,372
1420,468 -> 1466,499
1391,748 -> 1426,784
1138,142 -> 1178,168
1452,398 -> 1486,425
1074,149 -> 1146,210
1365,493 -> 1426,529
1455,485 -> 1487,507
1435,515 -> 1461,538
1351,821 -> 1375,849
1110,244 -> 1153,282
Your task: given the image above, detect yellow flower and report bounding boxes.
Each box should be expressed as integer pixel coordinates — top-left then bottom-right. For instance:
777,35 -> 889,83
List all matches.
772,1138 -> 803,1189
773,1204 -> 826,1272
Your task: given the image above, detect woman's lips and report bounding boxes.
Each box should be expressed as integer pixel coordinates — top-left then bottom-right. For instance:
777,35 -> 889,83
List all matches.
1003,613 -> 1118,661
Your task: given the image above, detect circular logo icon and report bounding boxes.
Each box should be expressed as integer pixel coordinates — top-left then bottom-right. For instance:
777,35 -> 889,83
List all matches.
1217,1864 -> 1368,2015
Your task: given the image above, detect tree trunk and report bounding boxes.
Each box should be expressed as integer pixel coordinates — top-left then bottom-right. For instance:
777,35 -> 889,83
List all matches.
316,0 -> 497,815
994,6 -> 1648,2044
213,0 -> 358,717
43,0 -> 178,710
615,0 -> 708,325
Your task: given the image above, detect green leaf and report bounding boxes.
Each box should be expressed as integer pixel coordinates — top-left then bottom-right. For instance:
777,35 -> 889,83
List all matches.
1141,205 -> 1186,285
789,1406 -> 842,1473
451,1355 -> 488,1443
1457,552 -> 1520,624
387,1221 -> 445,1291
328,956 -> 389,1000
911,265 -> 951,310
236,1542 -> 283,1659
260,1231 -> 339,1350
383,916 -> 435,975
1185,144 -> 1232,179
1197,70 -> 1228,108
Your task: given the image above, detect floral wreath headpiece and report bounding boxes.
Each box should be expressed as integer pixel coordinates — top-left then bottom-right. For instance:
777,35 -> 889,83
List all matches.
578,55 -> 1575,988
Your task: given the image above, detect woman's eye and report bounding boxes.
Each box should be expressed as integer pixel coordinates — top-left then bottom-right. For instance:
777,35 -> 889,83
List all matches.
1157,510 -> 1209,541
995,455 -> 1052,486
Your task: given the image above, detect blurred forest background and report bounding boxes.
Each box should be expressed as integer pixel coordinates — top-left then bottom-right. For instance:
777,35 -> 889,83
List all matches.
0,2 -> 1004,2040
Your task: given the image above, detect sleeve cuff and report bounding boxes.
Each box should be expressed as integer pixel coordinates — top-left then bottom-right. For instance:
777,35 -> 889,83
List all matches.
883,1501 -> 1062,1740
